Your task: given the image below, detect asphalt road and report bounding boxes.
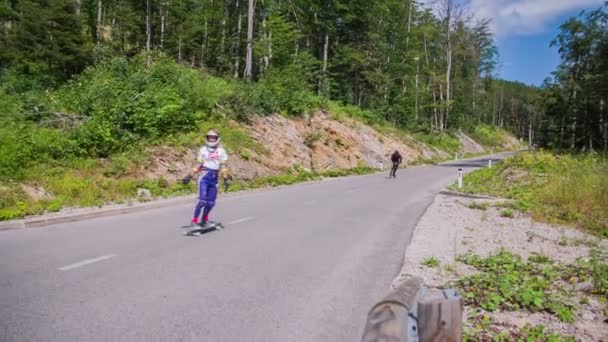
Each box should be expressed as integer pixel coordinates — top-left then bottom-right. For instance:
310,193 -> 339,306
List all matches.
0,153 -> 512,342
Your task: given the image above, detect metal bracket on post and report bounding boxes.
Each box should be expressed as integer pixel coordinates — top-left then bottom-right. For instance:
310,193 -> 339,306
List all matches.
417,288 -> 463,341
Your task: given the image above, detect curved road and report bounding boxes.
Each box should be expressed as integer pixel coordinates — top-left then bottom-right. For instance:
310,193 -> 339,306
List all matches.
0,154 -> 510,342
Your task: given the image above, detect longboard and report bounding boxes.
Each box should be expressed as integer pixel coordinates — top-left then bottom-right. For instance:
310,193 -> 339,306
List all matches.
182,222 -> 224,236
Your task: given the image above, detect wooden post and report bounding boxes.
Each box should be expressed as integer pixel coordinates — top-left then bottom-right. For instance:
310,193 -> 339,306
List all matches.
361,277 -> 424,342
418,297 -> 462,342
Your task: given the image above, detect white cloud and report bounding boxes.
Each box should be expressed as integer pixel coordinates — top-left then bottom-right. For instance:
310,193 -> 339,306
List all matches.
421,0 -> 604,36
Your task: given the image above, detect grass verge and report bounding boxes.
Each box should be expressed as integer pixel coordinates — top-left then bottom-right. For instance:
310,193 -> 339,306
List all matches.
450,151 -> 608,237
0,164 -> 376,221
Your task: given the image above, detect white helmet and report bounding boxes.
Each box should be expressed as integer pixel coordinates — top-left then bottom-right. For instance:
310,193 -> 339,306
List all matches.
206,129 -> 220,148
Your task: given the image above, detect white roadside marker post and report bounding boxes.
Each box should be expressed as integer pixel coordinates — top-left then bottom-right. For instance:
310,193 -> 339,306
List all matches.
488,158 -> 492,168
458,168 -> 463,189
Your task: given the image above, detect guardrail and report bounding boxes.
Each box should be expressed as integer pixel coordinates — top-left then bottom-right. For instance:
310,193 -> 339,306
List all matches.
360,276 -> 463,342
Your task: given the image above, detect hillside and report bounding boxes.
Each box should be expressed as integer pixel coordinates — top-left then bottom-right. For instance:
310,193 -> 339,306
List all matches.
0,56 -> 519,221
0,106 -> 517,222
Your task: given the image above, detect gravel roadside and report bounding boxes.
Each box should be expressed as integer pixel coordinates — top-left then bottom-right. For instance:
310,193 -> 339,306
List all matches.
392,193 -> 608,341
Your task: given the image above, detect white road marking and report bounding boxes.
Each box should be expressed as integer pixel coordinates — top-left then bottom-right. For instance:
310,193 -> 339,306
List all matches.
229,217 -> 254,225
58,254 -> 118,271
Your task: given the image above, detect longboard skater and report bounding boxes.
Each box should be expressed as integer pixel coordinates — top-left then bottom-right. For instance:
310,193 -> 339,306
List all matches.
181,129 -> 230,237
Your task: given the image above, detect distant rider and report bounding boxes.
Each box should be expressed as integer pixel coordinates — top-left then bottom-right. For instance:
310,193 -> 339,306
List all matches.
389,150 -> 402,179
187,129 -> 229,228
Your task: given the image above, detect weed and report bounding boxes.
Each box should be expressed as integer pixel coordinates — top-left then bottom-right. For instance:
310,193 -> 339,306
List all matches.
590,249 -> 608,300
528,253 -> 552,264
464,312 -> 575,341
467,201 -> 489,211
454,250 -> 579,322
304,131 -> 323,148
444,264 -> 457,274
421,256 -> 441,268
500,208 -> 514,218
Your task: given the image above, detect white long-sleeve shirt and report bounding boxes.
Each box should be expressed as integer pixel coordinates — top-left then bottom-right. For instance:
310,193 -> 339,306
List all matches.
197,146 -> 228,171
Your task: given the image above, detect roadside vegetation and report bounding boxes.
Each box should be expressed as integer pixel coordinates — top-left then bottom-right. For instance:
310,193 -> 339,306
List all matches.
453,151 -> 608,237
0,56 -> 514,221
458,249 -> 608,340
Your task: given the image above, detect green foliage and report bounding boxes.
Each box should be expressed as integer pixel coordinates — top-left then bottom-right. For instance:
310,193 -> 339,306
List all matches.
455,250 -> 581,322
467,201 -> 489,211
413,130 -> 461,155
501,208 -> 515,218
304,131 -> 323,148
421,256 -> 441,268
470,125 -> 510,148
464,314 -> 575,342
590,249 -> 608,300
453,151 -> 608,236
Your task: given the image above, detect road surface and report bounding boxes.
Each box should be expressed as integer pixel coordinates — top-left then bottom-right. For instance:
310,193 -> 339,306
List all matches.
0,154 -> 511,342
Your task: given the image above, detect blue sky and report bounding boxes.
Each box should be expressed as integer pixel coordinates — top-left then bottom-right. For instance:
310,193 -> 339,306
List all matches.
422,0 -> 604,86
495,8 -> 601,86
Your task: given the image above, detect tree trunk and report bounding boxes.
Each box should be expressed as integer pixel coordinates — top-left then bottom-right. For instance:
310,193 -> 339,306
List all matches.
571,89 -> 577,150
234,0 -> 243,78
601,98 -> 607,154
244,0 -> 254,81
178,24 -> 183,62
220,17 -> 226,67
441,0 -> 454,131
405,0 -> 413,52
439,82 -> 445,130
260,14 -> 268,75
424,33 -> 429,67
160,4 -> 165,50
96,0 -> 103,42
319,32 -> 329,95
200,6 -> 208,68
146,0 -> 152,67
444,35 -> 452,131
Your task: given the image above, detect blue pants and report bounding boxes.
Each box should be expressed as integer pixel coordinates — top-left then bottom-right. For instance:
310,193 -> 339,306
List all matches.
193,170 -> 218,221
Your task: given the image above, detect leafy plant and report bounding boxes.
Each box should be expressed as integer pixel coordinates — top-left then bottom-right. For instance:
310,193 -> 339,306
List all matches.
501,208 -> 514,218
421,256 -> 441,268
467,201 -> 489,211
455,250 -> 579,322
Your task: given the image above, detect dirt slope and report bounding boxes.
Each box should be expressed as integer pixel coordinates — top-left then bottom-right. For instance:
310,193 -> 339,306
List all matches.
140,111 -> 515,182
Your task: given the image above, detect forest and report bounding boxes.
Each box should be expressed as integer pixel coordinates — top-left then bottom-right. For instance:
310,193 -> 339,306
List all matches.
0,0 -> 606,173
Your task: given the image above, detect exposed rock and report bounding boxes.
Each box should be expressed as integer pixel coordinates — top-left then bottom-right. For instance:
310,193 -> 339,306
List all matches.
21,184 -> 54,201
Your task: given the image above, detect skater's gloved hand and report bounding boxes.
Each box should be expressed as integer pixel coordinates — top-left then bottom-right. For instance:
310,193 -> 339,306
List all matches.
182,174 -> 193,185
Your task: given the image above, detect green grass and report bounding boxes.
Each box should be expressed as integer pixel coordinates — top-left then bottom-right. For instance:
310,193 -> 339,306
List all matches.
413,131 -> 461,155
451,151 -> 608,237
469,124 -> 511,148
0,163 -> 377,221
